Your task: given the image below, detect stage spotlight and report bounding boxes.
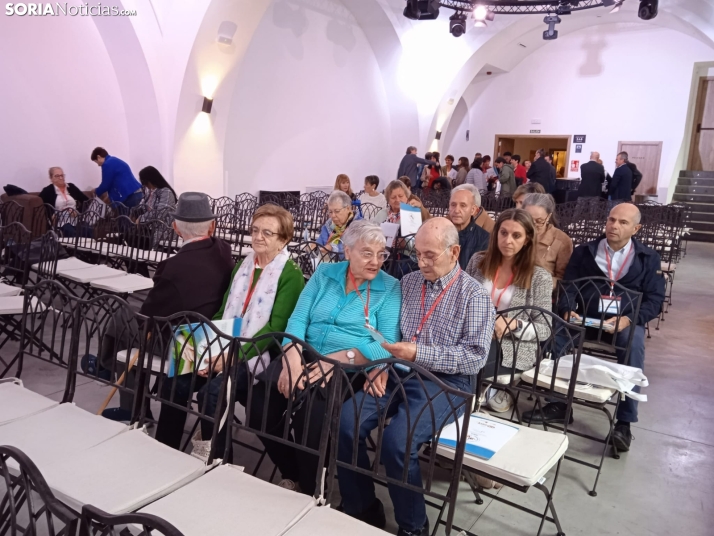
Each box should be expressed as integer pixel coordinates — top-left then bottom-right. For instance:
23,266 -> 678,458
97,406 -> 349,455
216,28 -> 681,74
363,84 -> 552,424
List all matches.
449,12 -> 467,37
473,5 -> 495,22
638,0 -> 658,20
543,14 -> 561,41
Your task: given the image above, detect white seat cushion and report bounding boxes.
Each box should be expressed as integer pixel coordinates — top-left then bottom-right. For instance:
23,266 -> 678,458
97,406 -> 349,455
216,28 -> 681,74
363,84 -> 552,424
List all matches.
0,403 -> 126,473
0,296 -> 40,315
57,265 -> 127,283
436,412 -> 568,488
520,367 -> 615,404
0,283 -> 21,297
40,257 -> 93,272
284,505 -> 390,536
41,429 -> 206,514
0,380 -> 57,424
117,349 -> 168,374
90,274 -> 154,293
661,261 -> 676,272
139,464 -> 316,536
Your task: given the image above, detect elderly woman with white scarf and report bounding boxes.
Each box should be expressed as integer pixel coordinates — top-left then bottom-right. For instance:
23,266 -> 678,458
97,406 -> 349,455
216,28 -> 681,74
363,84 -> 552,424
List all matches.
155,203 -> 305,453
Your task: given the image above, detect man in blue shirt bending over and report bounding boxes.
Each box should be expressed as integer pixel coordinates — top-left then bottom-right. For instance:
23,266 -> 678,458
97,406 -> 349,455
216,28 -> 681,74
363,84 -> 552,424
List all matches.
91,147 -> 143,211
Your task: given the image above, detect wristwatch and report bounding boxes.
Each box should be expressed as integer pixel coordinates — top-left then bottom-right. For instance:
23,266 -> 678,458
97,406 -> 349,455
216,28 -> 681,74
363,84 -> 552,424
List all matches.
346,350 -> 356,366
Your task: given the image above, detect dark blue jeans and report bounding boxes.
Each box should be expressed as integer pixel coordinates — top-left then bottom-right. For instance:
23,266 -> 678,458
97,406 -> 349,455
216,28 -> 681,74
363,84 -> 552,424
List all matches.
112,191 -> 143,215
337,372 -> 471,533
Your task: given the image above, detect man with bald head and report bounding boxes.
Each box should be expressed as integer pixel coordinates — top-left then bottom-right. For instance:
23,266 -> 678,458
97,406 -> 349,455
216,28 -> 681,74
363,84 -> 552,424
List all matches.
337,217 -> 495,536
526,203 -> 664,453
578,151 -> 606,198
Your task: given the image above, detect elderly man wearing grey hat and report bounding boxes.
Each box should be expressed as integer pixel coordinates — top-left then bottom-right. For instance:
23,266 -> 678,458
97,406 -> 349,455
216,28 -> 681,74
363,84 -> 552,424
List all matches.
100,192 -> 235,422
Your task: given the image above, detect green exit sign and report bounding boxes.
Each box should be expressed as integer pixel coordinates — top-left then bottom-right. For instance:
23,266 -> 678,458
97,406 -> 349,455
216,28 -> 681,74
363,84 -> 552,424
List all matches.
530,129 -> 541,134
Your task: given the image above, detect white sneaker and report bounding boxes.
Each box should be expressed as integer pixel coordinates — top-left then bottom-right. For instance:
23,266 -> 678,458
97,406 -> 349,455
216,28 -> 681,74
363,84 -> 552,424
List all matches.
487,390 -> 513,413
278,479 -> 301,493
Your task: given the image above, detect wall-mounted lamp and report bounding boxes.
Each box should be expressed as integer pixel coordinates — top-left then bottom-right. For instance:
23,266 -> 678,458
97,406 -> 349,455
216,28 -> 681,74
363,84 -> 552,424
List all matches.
435,131 -> 442,140
202,97 -> 213,114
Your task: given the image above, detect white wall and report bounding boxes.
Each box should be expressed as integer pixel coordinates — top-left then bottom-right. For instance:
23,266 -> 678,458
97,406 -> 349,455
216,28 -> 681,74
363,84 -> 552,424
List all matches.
445,23 -> 714,197
0,15 -> 131,192
221,0 -> 391,196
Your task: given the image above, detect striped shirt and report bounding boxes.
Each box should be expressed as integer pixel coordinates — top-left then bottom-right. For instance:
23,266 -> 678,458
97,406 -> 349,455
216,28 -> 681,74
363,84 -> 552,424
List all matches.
401,263 -> 495,376
284,261 -> 402,360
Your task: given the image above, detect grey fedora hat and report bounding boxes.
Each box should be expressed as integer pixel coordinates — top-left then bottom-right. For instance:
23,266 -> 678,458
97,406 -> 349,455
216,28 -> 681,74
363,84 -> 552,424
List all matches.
172,192 -> 217,222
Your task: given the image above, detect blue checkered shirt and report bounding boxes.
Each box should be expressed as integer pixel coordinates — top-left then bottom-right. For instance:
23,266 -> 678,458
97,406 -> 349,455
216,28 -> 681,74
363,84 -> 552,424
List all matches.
401,263 -> 495,376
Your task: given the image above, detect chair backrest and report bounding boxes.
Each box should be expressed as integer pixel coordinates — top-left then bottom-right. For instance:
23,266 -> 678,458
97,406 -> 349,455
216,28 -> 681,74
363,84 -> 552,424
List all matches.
81,504 -> 184,536
329,358 -> 474,535
556,277 -> 642,363
288,241 -> 339,279
232,333 -> 344,499
481,305 -> 585,432
358,202 -> 381,221
137,312 -> 237,463
0,446 -> 80,536
383,233 -> 416,280
33,230 -> 61,282
0,200 -> 24,227
0,222 -> 32,286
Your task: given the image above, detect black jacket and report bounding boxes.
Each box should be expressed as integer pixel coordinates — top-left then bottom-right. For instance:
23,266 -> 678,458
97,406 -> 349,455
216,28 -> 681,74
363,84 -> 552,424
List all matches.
558,236 -> 665,326
527,157 -> 554,193
39,183 -> 88,208
397,154 -> 437,189
140,237 -> 235,320
578,161 -> 605,198
457,217 -> 491,270
627,162 -> 643,194
610,164 -> 633,201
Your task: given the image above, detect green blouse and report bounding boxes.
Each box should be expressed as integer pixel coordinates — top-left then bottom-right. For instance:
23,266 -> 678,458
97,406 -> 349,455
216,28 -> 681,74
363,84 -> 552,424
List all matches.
213,258 -> 305,360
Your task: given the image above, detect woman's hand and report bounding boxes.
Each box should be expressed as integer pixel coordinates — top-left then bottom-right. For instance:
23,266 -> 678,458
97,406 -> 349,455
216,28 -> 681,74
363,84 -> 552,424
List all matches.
494,316 -> 508,339
408,198 -> 423,208
197,355 -> 224,377
364,368 -> 388,398
307,361 -> 334,388
277,347 -> 306,398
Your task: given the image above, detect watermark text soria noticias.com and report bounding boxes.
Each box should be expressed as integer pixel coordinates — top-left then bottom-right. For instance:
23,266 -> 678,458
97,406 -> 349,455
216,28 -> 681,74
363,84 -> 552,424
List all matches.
5,3 -> 137,16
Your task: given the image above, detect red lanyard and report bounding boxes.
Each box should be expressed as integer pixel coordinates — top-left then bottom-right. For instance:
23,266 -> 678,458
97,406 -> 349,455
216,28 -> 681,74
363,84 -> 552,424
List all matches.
411,269 -> 461,342
491,267 -> 515,310
604,243 -> 634,293
348,268 -> 371,323
241,260 -> 262,317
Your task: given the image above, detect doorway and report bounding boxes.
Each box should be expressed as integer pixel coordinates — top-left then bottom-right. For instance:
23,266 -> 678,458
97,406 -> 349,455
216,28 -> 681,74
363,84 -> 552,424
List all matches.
494,135 -> 571,178
687,77 -> 714,171
617,141 -> 663,195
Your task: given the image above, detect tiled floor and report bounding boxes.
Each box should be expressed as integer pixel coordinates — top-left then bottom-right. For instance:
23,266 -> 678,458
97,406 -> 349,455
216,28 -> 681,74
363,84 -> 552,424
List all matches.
4,242 -> 714,535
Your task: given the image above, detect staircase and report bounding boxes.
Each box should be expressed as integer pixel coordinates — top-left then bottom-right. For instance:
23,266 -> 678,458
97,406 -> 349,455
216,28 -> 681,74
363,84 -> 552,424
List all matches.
673,171 -> 714,243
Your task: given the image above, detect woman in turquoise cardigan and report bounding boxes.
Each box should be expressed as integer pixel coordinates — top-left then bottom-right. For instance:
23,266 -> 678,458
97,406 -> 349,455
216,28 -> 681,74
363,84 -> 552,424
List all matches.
251,220 -> 402,495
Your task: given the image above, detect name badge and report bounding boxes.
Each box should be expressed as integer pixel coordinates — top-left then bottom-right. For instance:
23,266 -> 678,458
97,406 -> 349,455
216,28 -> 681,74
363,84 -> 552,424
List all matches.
598,295 -> 621,315
365,323 -> 387,344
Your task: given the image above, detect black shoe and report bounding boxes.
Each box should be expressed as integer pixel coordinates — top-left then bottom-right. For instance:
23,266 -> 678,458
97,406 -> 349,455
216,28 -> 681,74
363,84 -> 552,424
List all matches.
101,408 -> 132,422
521,402 -> 574,425
398,518 -> 429,536
354,499 -> 386,530
612,423 -> 632,452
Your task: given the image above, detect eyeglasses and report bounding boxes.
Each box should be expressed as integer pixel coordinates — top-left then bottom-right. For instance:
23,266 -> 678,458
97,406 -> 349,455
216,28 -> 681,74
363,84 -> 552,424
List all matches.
357,250 -> 390,263
251,227 -> 278,239
53,174 -> 66,179
327,207 -> 348,217
533,216 -> 550,227
414,247 -> 450,267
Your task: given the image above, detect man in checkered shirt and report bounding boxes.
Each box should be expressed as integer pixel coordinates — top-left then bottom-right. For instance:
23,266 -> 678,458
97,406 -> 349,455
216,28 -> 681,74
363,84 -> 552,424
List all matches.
338,218 -> 495,536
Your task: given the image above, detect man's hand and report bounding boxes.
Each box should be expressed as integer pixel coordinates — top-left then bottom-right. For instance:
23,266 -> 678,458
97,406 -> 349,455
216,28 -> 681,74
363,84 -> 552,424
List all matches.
364,368 -> 388,398
604,316 -> 630,332
494,316 -> 508,338
381,342 -> 417,362
563,311 -> 581,322
307,361 -> 334,388
277,347 -> 306,398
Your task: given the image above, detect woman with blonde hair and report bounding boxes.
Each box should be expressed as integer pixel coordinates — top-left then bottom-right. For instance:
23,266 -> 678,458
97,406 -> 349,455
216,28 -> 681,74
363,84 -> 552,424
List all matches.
334,174 -> 356,200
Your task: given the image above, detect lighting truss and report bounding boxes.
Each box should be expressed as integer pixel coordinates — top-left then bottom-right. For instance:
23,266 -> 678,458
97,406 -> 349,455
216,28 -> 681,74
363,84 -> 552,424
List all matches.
439,1 -> 606,14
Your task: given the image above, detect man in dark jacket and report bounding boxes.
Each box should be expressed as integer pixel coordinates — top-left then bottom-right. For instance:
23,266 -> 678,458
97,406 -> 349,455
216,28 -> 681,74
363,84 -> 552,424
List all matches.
100,192 -> 234,420
449,185 -> 490,268
627,161 -> 643,196
578,152 -> 606,198
525,203 -> 664,452
397,146 -> 439,189
526,149 -> 554,193
610,152 -> 634,201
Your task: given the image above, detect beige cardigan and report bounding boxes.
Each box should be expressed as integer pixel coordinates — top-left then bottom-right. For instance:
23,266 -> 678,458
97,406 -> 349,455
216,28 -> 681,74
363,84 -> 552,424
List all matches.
466,252 -> 553,370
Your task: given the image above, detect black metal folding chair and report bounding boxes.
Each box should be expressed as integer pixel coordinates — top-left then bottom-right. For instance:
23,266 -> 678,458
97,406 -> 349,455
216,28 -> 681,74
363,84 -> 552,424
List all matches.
80,504 -> 184,536
453,307 -> 584,536
0,445 -> 80,536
